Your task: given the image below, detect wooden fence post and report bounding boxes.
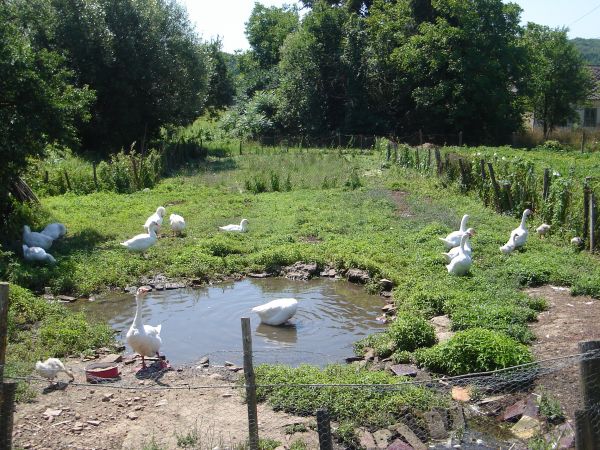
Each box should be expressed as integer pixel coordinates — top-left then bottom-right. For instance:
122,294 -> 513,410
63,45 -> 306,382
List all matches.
458,158 -> 469,188
487,163 -> 501,211
584,178 -> 591,240
434,149 -> 442,175
575,340 -> 600,449
92,162 -> 98,190
458,131 -> 463,147
0,282 -> 16,450
427,148 -> 431,171
414,148 -> 420,170
239,140 -> 243,156
504,183 -> 514,211
44,170 -> 49,184
393,143 -> 398,163
63,170 -> 72,191
542,168 -> 550,201
386,143 -> 391,161
480,159 -> 486,182
316,408 -> 333,450
590,193 -> 596,252
241,318 -> 259,450
581,130 -> 586,153
419,129 -> 423,146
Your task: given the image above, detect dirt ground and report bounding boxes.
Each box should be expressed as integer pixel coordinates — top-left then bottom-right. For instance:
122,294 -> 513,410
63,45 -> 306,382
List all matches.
526,285 -> 600,420
12,360 -> 320,450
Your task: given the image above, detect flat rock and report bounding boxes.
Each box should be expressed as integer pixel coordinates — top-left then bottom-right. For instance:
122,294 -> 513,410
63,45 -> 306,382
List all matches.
373,428 -> 393,448
165,282 -> 185,290
500,399 -> 526,422
86,420 -> 101,426
102,393 -> 114,402
154,399 -> 168,407
380,279 -> 394,291
198,356 -> 209,365
556,422 -> 575,448
357,428 -> 377,449
511,414 -> 540,440
43,409 -> 62,418
100,354 -> 122,364
224,361 -> 234,367
345,356 -> 363,363
451,386 -> 471,402
57,295 -> 77,303
346,268 -> 370,284
248,272 -> 268,278
423,410 -> 448,440
387,440 -> 414,450
126,412 -> 139,420
390,364 -> 418,377
381,291 -> 393,298
390,423 -> 426,450
382,303 -> 396,312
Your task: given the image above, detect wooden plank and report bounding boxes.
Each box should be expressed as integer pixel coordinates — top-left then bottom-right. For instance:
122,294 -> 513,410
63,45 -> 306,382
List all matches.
241,318 -> 259,449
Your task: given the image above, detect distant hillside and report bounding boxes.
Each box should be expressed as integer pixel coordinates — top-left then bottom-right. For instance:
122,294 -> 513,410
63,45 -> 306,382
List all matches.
572,38 -> 600,65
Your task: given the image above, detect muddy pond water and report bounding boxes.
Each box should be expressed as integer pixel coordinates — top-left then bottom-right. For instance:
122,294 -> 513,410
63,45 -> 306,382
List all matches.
71,278 -> 387,366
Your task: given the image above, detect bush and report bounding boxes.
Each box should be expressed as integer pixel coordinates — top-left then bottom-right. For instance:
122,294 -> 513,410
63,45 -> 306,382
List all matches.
415,328 -> 533,375
387,313 -> 437,352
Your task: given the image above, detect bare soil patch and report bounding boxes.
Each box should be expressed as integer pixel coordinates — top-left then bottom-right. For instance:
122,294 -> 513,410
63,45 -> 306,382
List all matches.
13,359 -> 320,450
527,285 -> 600,420
389,190 -> 413,217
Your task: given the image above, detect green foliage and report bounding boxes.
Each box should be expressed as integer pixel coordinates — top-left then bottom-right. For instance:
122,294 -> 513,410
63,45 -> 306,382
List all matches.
387,313 -> 436,352
415,328 -> 533,375
289,440 -> 308,450
523,24 -> 594,137
334,422 -> 359,448
571,38 -> 600,65
255,363 -> 445,428
258,439 -> 281,450
538,391 -> 565,424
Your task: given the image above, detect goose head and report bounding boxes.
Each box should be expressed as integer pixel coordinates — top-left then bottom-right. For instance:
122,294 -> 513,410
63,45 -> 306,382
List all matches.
240,219 -> 249,231
156,206 -> 166,217
136,286 -> 151,297
466,228 -> 475,237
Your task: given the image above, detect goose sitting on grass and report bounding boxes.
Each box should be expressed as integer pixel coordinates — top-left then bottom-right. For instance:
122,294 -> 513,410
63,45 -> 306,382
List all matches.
252,298 -> 298,326
442,228 -> 475,263
219,219 -> 249,233
144,207 -> 166,233
35,358 -> 74,385
23,225 -> 54,250
169,214 -> 186,236
126,286 -> 166,369
23,244 -> 56,265
121,222 -> 158,254
41,222 -> 67,240
446,233 -> 472,276
439,214 -> 469,249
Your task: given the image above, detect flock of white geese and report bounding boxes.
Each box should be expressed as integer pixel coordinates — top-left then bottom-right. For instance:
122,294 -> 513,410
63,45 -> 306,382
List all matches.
440,209 -> 556,276
31,205 -> 572,382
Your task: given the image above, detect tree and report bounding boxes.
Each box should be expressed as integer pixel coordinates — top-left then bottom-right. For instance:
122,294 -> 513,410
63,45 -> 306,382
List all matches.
14,0 -> 210,155
523,24 -> 594,137
205,40 -> 235,114
0,2 -> 93,217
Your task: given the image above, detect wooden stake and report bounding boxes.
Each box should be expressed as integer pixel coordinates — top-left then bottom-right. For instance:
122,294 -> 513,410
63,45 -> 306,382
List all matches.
480,159 -> 486,182
458,158 -> 468,188
487,163 -> 501,210
239,140 -> 243,155
241,318 -> 259,449
92,162 -> 98,190
581,130 -> 586,153
434,149 -> 442,175
576,341 -> 600,448
542,168 -> 550,201
584,178 -> 591,240
44,170 -> 49,183
316,409 -> 333,450
0,283 -> 8,382
419,129 -> 423,146
458,131 -> 463,146
0,283 -> 15,450
590,193 -> 596,252
63,170 -> 71,191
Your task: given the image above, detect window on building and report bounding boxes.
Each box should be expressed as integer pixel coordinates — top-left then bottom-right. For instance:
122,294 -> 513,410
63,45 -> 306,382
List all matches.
584,108 -> 598,127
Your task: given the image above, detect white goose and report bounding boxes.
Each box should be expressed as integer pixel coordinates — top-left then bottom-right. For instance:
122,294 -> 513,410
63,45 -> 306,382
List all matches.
23,244 -> 56,265
439,214 -> 469,249
500,234 -> 518,254
23,225 -> 54,250
169,214 -> 186,235
144,207 -> 166,233
41,223 -> 67,240
442,228 -> 475,263
219,219 -> 249,233
446,233 -> 472,276
126,287 -> 165,369
35,358 -> 74,385
252,298 -> 298,326
509,209 -> 532,249
536,223 -> 550,238
121,222 -> 158,253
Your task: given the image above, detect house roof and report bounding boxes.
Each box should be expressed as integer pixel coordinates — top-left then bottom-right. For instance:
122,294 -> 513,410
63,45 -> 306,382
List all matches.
590,66 -> 600,101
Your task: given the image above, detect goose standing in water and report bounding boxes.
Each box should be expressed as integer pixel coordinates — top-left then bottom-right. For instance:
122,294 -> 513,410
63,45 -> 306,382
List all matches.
126,287 -> 166,369
439,214 -> 469,249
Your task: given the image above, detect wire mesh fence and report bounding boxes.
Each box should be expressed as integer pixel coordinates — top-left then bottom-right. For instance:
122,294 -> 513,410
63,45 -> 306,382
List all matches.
5,337 -> 600,449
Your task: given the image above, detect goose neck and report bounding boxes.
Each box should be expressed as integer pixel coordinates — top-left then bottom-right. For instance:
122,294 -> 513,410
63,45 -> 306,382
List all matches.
133,295 -> 143,328
519,212 -> 528,229
459,216 -> 468,232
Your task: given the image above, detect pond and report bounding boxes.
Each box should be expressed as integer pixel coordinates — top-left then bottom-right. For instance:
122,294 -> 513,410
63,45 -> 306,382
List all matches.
71,278 -> 387,366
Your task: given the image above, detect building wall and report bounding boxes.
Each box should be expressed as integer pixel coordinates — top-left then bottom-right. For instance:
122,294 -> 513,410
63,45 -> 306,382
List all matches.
575,99 -> 600,128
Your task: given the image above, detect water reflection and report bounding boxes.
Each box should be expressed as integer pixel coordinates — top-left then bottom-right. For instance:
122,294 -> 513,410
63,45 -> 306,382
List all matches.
70,278 -> 386,366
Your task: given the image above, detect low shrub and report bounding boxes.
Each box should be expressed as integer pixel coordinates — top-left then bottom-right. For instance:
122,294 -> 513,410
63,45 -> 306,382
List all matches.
387,313 -> 437,352
415,328 -> 533,375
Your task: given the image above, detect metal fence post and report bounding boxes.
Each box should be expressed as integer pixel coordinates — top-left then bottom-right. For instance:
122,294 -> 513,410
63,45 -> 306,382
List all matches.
316,408 -> 333,450
241,317 -> 259,450
0,282 -> 16,450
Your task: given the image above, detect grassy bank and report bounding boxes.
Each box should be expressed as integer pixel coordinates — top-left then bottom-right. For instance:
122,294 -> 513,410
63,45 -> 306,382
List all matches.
6,146 -> 600,410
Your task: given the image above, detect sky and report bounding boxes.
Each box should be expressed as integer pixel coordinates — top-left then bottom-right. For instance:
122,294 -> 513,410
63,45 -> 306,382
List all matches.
180,0 -> 600,53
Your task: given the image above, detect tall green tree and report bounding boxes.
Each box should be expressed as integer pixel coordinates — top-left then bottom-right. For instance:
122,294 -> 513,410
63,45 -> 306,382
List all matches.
523,24 -> 593,137
0,1 -> 93,217
205,40 -> 235,114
